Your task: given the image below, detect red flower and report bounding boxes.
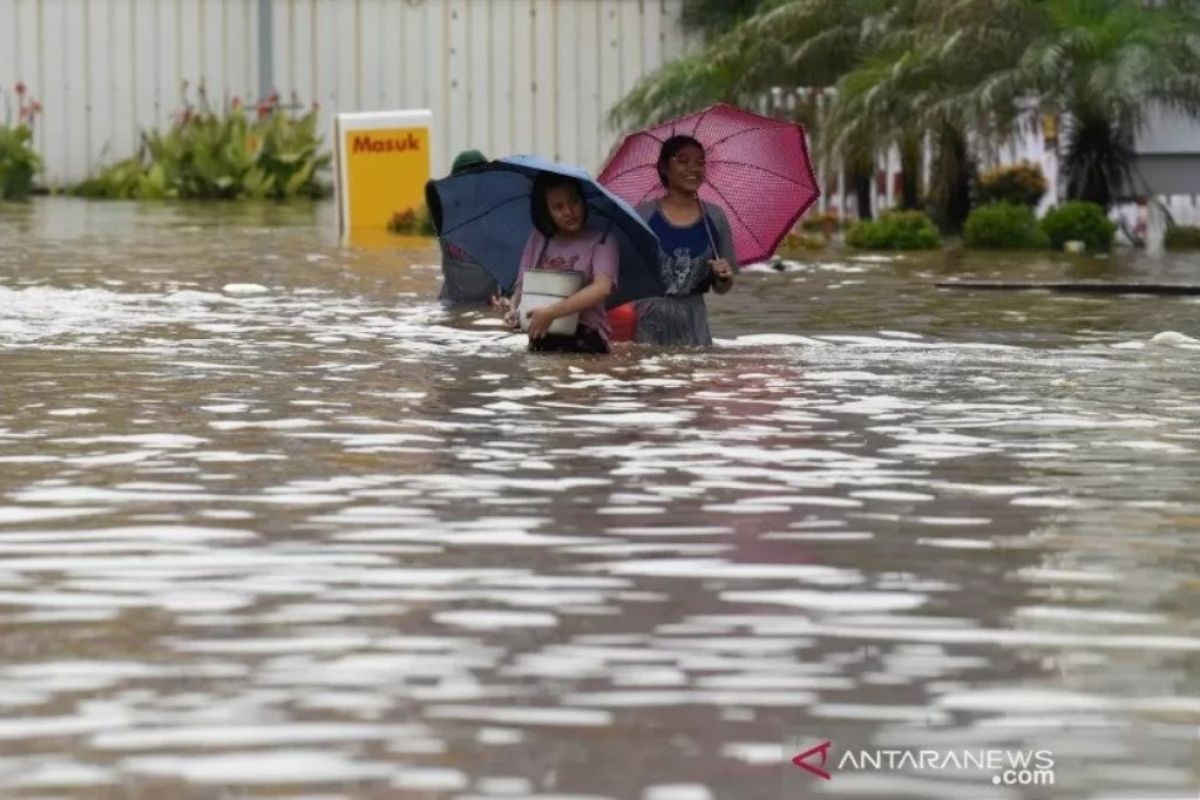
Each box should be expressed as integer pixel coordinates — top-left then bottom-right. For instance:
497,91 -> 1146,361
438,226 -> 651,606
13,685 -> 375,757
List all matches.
18,97 -> 41,124
14,81 -> 26,95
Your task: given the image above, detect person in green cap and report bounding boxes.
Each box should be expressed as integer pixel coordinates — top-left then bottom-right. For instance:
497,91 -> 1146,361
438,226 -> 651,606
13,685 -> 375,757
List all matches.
437,149 -> 500,306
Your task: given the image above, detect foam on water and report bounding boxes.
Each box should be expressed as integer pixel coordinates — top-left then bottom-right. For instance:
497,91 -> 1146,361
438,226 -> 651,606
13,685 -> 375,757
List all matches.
1149,330 -> 1200,348
121,750 -> 394,784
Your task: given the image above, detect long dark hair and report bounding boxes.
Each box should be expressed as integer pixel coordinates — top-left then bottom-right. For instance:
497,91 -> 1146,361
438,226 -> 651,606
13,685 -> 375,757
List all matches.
530,173 -> 588,237
657,134 -> 705,187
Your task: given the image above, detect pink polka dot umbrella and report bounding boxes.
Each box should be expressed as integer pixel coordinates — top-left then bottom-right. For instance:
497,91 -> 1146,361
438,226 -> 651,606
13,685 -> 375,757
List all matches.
598,103 -> 820,266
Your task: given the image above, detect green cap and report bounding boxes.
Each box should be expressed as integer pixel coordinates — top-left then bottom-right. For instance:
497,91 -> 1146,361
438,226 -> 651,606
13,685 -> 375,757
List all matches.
451,149 -> 487,175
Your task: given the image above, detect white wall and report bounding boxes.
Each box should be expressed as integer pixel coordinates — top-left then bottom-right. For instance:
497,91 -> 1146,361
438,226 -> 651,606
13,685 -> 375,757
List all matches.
1137,106 -> 1200,155
0,0 -> 699,185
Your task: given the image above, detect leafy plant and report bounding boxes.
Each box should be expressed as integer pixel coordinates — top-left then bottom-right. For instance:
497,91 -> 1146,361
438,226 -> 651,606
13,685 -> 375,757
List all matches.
846,210 -> 941,250
1040,201 -> 1116,252
0,82 -> 43,200
386,206 -> 436,236
963,202 -> 1049,249
977,162 -> 1048,208
75,86 -> 331,200
780,231 -> 827,251
1164,225 -> 1200,250
800,210 -> 842,233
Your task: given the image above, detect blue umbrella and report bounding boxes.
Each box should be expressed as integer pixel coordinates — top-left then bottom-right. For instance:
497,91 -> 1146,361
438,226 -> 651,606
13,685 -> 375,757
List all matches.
425,155 -> 665,308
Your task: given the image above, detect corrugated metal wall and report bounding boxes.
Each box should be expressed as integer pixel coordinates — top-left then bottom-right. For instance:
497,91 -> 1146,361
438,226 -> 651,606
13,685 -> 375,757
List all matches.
0,0 -> 698,186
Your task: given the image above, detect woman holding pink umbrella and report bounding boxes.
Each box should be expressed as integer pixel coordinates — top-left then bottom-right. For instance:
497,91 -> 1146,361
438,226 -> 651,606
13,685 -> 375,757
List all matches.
600,103 -> 820,347
631,135 -> 738,346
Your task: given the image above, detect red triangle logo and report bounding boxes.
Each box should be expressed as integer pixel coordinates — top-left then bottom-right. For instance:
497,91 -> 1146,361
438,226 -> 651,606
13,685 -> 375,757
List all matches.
792,740 -> 833,780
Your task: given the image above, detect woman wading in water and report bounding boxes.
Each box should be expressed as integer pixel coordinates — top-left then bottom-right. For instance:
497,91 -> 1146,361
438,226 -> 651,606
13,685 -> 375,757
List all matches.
437,149 -> 500,306
506,174 -> 618,354
633,135 -> 737,346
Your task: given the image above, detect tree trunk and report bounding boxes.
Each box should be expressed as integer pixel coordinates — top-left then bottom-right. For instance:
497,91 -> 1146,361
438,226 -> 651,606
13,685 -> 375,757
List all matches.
847,156 -> 874,220
948,135 -> 972,232
854,173 -> 873,220
1063,113 -> 1134,210
930,123 -> 973,232
899,134 -> 922,210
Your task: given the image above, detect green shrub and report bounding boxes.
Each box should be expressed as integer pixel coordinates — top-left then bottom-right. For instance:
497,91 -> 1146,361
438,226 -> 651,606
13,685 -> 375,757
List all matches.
74,89 -> 331,200
0,124 -> 39,199
785,232 -> 828,250
800,210 -> 842,233
846,210 -> 941,250
1040,201 -> 1116,252
387,205 -> 436,236
1165,225 -> 1200,250
963,202 -> 1049,249
0,82 -> 42,200
977,161 -> 1047,207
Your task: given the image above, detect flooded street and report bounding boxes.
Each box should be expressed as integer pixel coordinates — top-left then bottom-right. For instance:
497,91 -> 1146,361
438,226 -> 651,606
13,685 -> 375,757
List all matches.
1,198 -> 1197,799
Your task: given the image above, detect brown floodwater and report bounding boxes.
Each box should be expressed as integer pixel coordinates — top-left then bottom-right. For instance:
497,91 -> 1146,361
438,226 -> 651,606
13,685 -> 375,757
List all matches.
0,197 -> 1197,800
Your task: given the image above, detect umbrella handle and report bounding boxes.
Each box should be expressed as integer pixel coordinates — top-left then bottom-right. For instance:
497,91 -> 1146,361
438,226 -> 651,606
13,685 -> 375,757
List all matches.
697,197 -> 720,262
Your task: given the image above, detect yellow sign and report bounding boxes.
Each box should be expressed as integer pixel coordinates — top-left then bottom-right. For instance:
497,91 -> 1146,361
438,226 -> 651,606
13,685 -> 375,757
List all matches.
335,110 -> 433,244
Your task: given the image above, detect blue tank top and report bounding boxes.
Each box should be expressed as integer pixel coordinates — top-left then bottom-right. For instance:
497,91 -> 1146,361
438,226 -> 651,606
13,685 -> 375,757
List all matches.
647,210 -> 718,296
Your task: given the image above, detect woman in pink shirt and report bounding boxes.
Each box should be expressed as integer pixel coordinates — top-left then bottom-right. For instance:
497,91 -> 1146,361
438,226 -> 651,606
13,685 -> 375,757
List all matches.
507,174 -> 620,354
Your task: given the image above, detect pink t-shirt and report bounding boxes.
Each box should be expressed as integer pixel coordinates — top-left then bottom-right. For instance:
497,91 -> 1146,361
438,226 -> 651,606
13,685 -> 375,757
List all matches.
516,226 -> 619,340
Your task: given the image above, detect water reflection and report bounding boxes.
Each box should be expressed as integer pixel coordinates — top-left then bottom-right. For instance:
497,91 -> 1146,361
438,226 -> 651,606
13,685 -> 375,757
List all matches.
0,198 -> 1198,799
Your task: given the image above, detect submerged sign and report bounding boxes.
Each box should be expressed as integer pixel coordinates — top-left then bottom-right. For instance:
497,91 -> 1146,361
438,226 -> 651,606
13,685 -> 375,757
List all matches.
335,110 -> 433,244
351,132 -> 423,154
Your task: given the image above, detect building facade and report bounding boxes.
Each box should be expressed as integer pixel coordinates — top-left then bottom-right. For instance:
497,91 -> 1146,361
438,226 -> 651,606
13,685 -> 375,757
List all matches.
0,0 -> 699,185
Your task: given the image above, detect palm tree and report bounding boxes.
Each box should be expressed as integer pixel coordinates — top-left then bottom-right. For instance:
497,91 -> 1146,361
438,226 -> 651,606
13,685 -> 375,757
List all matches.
787,0 -> 970,221
929,0 -> 1200,209
818,0 -> 1051,228
610,0 -> 861,130
680,0 -> 765,38
611,0 -> 886,219
613,0 -> 1200,228
1036,0 -> 1200,208
821,48 -> 927,212
613,0 -> 953,221
827,0 -> 1200,223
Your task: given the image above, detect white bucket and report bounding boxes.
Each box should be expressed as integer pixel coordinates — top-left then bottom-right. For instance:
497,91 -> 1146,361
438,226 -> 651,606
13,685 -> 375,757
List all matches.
518,269 -> 584,337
